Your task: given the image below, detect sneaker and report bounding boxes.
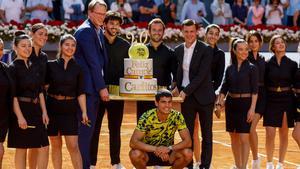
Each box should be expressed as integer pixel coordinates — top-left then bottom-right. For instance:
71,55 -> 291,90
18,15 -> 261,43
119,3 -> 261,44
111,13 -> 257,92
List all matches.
296,165 -> 300,169
153,166 -> 162,169
231,165 -> 238,169
193,162 -> 201,169
252,158 -> 261,169
90,165 -> 96,169
275,163 -> 284,169
112,163 -> 126,169
112,164 -> 118,169
118,163 -> 126,169
266,162 -> 274,169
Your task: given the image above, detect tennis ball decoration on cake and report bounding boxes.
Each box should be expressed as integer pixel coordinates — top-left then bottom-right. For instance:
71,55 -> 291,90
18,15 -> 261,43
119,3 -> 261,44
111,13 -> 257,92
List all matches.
127,31 -> 149,59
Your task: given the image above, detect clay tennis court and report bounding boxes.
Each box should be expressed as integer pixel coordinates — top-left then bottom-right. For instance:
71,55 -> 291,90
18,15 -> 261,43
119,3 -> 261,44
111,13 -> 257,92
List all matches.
2,101 -> 300,168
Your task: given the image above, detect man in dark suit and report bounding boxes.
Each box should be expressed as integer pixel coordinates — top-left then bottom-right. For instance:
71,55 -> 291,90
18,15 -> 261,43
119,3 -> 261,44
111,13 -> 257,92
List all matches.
173,19 -> 215,169
73,0 -> 108,168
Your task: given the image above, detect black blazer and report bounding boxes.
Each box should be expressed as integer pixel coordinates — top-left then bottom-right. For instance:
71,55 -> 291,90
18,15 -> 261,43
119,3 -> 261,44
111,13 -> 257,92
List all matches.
175,40 -> 215,105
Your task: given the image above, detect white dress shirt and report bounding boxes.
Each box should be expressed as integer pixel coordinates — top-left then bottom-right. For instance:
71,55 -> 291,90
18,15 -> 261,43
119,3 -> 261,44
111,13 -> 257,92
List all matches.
182,40 -> 196,87
0,0 -> 24,23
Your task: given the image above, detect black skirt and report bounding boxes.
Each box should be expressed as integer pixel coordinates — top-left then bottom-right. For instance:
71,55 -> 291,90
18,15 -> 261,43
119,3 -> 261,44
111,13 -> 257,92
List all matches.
296,97 -> 300,122
255,87 -> 266,116
0,103 -> 9,143
263,92 -> 295,128
8,101 -> 49,148
225,97 -> 252,133
47,96 -> 79,136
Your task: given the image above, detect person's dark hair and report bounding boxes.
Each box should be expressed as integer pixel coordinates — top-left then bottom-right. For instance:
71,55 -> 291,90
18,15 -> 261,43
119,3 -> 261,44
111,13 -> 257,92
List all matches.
13,34 -> 31,46
31,23 -> 47,33
57,34 -> 76,58
205,24 -> 220,35
88,0 -> 107,11
234,0 -> 244,4
269,35 -> 286,53
269,0 -> 280,5
14,30 -> 26,37
181,19 -> 199,30
104,11 -> 123,24
230,38 -> 247,65
155,89 -> 172,102
148,18 -> 166,31
246,30 -> 263,45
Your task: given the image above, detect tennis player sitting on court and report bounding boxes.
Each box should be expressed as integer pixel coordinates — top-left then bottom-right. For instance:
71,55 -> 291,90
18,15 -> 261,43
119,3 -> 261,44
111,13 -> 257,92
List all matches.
129,89 -> 192,169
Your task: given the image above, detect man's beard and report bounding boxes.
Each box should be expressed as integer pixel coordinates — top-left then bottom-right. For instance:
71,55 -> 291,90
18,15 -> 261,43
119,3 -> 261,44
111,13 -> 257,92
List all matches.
150,36 -> 163,43
107,29 -> 118,37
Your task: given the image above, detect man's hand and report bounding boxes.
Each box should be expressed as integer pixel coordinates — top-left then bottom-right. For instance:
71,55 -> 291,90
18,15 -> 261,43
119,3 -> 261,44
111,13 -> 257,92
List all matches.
172,87 -> 179,96
154,146 -> 170,156
159,153 -> 170,162
99,88 -> 110,102
179,91 -> 186,101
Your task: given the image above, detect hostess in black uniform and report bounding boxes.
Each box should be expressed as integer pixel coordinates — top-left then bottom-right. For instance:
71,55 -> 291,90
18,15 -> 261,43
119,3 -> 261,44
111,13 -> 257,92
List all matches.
136,42 -> 177,120
46,58 -> 85,136
0,62 -> 14,142
248,52 -> 266,115
220,60 -> 259,133
264,56 -> 297,128
8,59 -> 49,148
294,67 -> 300,122
29,47 -> 48,86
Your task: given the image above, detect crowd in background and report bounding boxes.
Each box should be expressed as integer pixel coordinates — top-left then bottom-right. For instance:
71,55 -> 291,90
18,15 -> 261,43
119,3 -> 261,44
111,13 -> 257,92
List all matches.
0,0 -> 299,27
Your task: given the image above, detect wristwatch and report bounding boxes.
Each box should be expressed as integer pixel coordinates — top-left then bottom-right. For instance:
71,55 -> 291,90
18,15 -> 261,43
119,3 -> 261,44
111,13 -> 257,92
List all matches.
168,146 -> 173,151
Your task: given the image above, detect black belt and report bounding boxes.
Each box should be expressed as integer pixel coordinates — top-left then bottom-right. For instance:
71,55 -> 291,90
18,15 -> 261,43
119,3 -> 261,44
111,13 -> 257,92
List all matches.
268,87 -> 291,92
18,97 -> 39,104
258,83 -> 264,87
294,88 -> 300,94
48,94 -> 76,100
228,92 -> 252,98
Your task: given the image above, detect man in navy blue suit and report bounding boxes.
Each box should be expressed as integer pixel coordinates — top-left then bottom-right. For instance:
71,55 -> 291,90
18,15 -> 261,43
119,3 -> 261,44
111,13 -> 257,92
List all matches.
74,0 -> 108,168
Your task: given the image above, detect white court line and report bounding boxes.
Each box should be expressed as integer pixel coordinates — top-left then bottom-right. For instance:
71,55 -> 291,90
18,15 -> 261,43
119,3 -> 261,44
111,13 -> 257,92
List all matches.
212,140 -> 300,166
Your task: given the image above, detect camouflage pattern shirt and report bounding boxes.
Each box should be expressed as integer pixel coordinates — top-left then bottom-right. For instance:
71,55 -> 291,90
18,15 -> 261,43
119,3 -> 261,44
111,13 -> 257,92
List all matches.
136,108 -> 187,146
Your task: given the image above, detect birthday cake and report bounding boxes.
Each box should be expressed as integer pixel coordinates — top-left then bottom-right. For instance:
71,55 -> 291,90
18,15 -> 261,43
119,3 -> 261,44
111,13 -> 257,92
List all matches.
119,42 -> 157,96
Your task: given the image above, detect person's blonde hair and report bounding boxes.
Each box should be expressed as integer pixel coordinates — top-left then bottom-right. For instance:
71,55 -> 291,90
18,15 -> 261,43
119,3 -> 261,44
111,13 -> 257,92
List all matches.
88,0 -> 107,11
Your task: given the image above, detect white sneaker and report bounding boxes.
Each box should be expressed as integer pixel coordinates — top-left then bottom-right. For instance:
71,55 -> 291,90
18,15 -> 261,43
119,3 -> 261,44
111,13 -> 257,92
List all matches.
90,165 -> 96,169
266,162 -> 274,169
193,162 -> 201,169
296,165 -> 300,169
118,163 -> 126,169
252,158 -> 261,169
112,164 -> 118,169
112,163 -> 126,169
275,163 -> 284,169
231,165 -> 238,169
153,166 -> 162,169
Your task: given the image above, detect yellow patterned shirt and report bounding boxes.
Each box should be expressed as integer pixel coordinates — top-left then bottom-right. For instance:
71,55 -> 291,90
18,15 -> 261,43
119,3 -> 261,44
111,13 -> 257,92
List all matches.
136,108 -> 187,146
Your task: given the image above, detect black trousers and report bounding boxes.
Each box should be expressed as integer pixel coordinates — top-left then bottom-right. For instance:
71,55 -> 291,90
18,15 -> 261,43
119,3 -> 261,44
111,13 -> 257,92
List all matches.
136,101 -> 156,122
181,96 -> 214,169
90,100 -> 124,165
